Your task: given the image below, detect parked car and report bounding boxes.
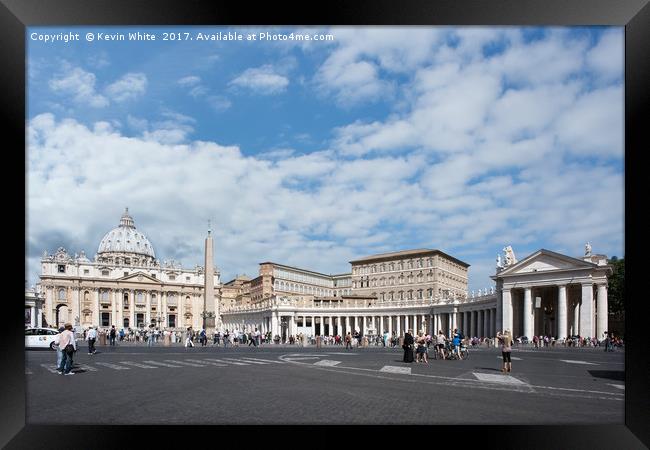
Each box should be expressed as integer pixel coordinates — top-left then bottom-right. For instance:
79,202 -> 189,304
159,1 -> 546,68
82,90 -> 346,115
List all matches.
25,327 -> 60,350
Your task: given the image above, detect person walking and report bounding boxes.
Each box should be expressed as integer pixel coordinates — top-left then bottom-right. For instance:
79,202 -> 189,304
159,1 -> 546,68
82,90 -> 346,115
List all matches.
57,323 -> 77,375
87,326 -> 97,355
436,330 -> 447,360
223,330 -> 230,348
345,332 -> 352,350
185,328 -> 194,348
416,332 -> 428,363
498,329 -> 513,373
53,326 -> 65,369
403,330 -> 415,363
148,327 -> 155,347
109,325 -> 117,346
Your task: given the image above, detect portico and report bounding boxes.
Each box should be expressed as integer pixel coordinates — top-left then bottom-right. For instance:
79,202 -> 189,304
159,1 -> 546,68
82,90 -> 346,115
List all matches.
492,248 -> 612,340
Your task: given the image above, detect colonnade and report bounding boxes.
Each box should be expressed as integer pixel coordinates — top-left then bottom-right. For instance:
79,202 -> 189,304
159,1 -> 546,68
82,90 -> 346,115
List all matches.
222,306 -> 498,340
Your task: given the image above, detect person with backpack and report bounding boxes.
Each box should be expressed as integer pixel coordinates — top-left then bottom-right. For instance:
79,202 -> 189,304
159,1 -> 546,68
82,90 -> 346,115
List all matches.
109,325 -> 117,346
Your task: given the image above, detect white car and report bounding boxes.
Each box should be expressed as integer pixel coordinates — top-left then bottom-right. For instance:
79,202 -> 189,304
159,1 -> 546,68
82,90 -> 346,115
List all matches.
25,327 -> 60,350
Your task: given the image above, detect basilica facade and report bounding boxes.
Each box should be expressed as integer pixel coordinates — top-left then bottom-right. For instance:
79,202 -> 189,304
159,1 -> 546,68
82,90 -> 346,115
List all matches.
39,209 -> 221,331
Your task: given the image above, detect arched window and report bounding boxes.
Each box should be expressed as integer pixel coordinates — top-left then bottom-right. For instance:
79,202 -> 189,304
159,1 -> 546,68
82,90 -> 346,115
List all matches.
123,293 -> 129,308
101,290 -> 109,301
58,288 -> 66,300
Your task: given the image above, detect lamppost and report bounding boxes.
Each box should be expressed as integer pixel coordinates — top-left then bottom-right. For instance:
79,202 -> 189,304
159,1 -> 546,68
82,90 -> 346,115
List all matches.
201,311 -> 215,330
152,313 -> 165,330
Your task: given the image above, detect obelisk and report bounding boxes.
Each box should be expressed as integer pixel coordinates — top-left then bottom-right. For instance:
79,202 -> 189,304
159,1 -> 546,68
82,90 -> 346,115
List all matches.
204,221 -> 215,332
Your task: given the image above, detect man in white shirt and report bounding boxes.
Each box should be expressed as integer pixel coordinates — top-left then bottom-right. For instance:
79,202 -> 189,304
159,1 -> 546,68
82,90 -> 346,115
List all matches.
57,323 -> 77,375
87,326 -> 97,355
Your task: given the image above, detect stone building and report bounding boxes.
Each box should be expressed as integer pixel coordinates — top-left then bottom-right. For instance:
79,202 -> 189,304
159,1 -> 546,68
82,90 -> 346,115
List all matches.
39,209 -> 220,332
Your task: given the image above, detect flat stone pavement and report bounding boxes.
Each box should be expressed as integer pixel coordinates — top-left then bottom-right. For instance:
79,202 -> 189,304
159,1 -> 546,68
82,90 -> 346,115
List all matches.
25,344 -> 625,425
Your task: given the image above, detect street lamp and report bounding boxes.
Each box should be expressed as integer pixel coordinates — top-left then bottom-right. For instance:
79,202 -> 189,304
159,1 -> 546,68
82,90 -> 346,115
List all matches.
201,311 -> 216,330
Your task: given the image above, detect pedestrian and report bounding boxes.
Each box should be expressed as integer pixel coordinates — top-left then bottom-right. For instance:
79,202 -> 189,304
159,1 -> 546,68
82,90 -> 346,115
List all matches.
345,332 -> 352,350
416,332 -> 428,363
436,330 -> 447,360
185,327 -> 194,348
148,327 -> 155,347
223,330 -> 230,347
403,330 -> 415,363
87,326 -> 97,355
109,325 -> 117,346
452,329 -> 462,360
54,326 -> 65,369
497,329 -> 513,373
200,328 -> 207,347
254,328 -> 261,347
57,323 -> 77,375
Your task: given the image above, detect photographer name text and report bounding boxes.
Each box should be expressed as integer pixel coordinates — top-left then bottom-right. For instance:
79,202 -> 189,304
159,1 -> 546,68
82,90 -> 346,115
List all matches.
30,31 -> 334,43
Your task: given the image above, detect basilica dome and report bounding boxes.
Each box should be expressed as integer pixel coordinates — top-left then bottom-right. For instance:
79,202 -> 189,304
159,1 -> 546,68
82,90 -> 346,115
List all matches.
97,208 -> 156,261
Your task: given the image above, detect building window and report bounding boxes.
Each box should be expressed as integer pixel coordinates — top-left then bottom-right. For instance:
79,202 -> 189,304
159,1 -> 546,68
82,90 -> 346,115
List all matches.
101,313 -> 110,327
136,314 -> 145,328
151,273 -> 156,278
168,315 -> 176,328
58,288 -> 66,301
100,290 -> 109,302
123,293 -> 129,309
58,265 -> 65,273
84,269 -> 89,275
123,318 -> 129,328
169,275 -> 176,281
123,272 -> 129,277
102,270 -> 109,276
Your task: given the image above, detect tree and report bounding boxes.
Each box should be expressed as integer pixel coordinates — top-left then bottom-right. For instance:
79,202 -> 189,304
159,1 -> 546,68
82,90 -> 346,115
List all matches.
607,256 -> 624,317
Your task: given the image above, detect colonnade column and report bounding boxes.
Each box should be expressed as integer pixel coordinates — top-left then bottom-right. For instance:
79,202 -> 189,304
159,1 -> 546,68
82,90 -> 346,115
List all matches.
388,316 -> 393,336
463,312 -> 469,336
523,287 -> 533,339
396,316 -> 401,336
483,309 -> 489,338
596,284 -> 608,339
477,310 -> 483,337
573,301 -> 580,336
580,283 -> 594,338
557,285 -> 567,340
502,289 -> 512,333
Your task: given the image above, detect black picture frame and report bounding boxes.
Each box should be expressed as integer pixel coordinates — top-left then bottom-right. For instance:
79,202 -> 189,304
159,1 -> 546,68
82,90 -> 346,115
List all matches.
5,0 -> 648,447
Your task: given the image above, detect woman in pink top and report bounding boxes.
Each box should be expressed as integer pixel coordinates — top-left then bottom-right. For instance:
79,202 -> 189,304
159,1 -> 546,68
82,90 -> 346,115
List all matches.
57,323 -> 77,375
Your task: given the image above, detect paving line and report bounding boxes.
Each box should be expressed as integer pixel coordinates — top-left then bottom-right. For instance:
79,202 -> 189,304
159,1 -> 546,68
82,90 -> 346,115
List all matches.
95,362 -> 130,370
239,357 -> 286,364
119,361 -> 158,369
186,359 -> 227,367
313,360 -> 341,367
379,365 -> 412,374
283,356 -> 320,361
40,363 -> 61,374
473,372 -> 527,385
497,356 -> 523,360
222,357 -> 268,365
143,360 -> 183,368
202,358 -> 249,366
163,360 -> 207,367
559,360 -> 599,365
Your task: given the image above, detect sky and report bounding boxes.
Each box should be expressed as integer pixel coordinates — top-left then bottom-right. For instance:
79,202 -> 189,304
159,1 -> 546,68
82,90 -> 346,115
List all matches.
26,26 -> 624,292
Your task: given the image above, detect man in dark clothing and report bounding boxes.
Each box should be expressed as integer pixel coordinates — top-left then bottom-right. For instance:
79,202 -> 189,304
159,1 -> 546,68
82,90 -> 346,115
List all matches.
403,330 -> 415,363
109,326 -> 117,346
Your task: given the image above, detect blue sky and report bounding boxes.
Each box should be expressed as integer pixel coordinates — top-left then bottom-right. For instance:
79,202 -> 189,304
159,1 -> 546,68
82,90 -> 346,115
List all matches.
26,26 -> 624,292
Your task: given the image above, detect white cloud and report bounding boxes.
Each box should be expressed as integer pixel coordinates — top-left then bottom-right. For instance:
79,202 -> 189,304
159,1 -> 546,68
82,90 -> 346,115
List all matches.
48,65 -> 108,108
586,28 -> 623,84
229,65 -> 289,94
105,72 -> 148,102
177,75 -> 201,86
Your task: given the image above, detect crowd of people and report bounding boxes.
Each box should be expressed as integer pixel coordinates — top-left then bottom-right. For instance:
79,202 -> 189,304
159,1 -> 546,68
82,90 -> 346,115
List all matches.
68,325 -> 625,353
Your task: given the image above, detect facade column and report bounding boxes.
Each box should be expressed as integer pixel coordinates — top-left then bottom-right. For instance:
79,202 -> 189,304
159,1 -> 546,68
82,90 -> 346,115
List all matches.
470,311 -> 476,337
580,283 -> 594,338
94,289 -> 100,328
271,313 -> 278,338
320,316 -> 324,336
557,285 -> 568,340
311,316 -> 316,337
290,315 -> 296,338
388,315 -> 393,336
396,315 -> 401,337
477,310 -> 483,337
523,287 -> 533,339
112,289 -> 119,328
573,300 -> 580,336
502,289 -> 512,333
596,284 -> 608,339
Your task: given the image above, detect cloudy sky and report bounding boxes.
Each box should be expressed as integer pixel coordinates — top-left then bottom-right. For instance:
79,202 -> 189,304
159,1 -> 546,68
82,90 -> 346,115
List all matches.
26,26 -> 624,292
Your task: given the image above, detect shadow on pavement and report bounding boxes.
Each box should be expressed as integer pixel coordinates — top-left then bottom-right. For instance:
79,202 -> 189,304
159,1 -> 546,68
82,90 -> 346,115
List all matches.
473,367 -> 502,372
588,370 -> 624,381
